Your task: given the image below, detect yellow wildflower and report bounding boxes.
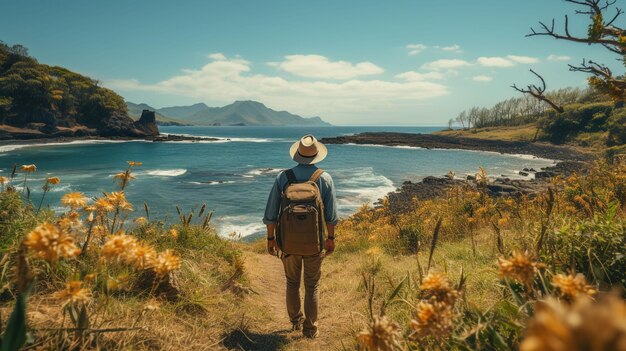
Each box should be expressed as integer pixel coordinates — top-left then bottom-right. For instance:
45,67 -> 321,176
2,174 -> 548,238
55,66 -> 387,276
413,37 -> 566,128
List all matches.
356,315 -> 402,351
169,228 -> 179,239
151,249 -> 181,277
0,176 -> 7,184
127,161 -> 142,167
366,246 -> 382,256
23,222 -> 81,262
552,273 -> 596,302
520,294 -> 626,351
127,243 -> 156,270
498,251 -> 544,288
106,191 -> 133,211
45,177 -> 60,185
53,281 -> 91,306
20,164 -> 36,173
134,217 -> 148,226
420,272 -> 459,305
94,197 -> 115,212
101,234 -> 138,262
61,192 -> 89,208
409,300 -> 455,340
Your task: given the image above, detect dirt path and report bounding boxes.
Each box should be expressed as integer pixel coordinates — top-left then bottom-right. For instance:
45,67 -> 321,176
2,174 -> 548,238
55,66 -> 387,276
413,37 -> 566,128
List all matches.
226,252 -> 362,351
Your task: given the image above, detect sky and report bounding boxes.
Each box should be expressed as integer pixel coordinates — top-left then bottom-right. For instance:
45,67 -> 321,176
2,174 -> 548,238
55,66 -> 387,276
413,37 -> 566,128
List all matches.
1,0 -> 623,125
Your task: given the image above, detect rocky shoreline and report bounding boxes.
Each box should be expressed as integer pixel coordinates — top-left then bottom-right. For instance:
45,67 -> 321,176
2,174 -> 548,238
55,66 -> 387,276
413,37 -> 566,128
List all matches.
319,132 -> 595,214
319,132 -> 593,162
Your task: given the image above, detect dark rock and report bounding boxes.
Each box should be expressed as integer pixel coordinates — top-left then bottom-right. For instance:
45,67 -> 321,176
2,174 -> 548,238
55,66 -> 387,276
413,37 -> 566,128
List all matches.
519,171 -> 529,176
534,171 -> 553,179
134,110 -> 160,136
466,175 -> 476,181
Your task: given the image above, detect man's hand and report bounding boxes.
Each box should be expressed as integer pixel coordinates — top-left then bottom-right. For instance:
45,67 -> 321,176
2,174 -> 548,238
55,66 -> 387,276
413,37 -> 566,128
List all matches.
324,239 -> 335,254
267,239 -> 280,256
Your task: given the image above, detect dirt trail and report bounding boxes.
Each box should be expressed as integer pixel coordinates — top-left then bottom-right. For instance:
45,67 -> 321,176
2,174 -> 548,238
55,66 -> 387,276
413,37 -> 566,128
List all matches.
231,251 -> 361,351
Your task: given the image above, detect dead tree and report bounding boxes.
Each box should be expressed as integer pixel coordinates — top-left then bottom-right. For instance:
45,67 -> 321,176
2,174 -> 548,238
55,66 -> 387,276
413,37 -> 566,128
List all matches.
512,70 -> 564,114
527,0 -> 626,101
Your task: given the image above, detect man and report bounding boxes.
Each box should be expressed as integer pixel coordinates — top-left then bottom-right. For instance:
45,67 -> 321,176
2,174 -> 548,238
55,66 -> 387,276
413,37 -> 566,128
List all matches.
263,134 -> 338,339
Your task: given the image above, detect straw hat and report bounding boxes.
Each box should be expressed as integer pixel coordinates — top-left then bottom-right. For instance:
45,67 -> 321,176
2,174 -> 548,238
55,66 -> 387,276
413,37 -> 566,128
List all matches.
289,134 -> 328,164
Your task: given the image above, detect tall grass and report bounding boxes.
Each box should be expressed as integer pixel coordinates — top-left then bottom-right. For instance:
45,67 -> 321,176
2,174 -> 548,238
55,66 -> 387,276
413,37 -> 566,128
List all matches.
346,158 -> 626,350
0,161 -> 244,350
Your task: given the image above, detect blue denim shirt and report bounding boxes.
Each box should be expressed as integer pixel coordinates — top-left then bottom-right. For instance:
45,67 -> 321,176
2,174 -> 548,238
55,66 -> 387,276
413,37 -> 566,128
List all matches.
263,164 -> 339,225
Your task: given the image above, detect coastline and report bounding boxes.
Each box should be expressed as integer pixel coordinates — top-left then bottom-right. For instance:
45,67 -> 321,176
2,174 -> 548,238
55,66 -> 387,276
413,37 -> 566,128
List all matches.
319,132 -> 594,162
0,134 -> 225,152
320,132 -> 595,214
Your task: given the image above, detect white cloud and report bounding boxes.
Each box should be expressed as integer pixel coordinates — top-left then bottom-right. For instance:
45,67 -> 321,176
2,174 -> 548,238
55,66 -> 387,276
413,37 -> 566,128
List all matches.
395,71 -> 444,81
440,44 -> 462,53
547,54 -> 571,61
472,75 -> 493,82
406,43 -> 427,55
106,54 -> 449,121
477,56 -> 515,67
208,53 -> 227,61
507,55 -> 539,64
477,55 -> 539,67
421,59 -> 472,71
270,54 -> 384,80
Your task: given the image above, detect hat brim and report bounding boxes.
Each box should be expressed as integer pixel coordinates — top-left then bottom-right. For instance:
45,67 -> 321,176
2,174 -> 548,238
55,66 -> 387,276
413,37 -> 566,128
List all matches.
289,140 -> 328,164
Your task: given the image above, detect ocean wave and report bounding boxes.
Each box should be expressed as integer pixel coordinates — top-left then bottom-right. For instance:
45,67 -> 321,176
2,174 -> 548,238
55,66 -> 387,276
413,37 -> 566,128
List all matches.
217,215 -> 265,237
189,180 -> 236,185
335,167 -> 396,213
243,168 -> 282,177
0,139 -> 137,153
160,133 -> 274,143
143,169 -> 187,177
344,143 -> 423,150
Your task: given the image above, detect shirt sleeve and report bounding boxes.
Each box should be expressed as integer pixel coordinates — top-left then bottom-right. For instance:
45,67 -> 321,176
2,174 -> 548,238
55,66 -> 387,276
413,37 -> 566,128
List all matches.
262,174 -> 282,225
321,173 -> 339,225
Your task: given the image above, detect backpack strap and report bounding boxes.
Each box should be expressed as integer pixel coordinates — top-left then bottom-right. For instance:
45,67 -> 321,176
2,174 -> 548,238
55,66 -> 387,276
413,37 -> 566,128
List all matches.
285,169 -> 297,184
309,169 -> 324,183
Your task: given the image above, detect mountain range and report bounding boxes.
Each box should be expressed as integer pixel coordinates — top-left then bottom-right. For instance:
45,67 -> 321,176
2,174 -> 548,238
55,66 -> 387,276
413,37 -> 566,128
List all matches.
126,100 -> 330,126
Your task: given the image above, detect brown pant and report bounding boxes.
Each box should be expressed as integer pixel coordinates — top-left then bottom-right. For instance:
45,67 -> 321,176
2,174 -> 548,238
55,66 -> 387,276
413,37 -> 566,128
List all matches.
281,253 -> 322,336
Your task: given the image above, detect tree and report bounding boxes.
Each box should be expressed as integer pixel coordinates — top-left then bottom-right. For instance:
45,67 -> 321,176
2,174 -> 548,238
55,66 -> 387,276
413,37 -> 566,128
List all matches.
527,0 -> 626,101
512,69 -> 565,113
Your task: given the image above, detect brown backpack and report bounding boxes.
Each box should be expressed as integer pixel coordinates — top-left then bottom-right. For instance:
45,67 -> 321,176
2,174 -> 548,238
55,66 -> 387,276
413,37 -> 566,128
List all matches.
277,169 -> 326,255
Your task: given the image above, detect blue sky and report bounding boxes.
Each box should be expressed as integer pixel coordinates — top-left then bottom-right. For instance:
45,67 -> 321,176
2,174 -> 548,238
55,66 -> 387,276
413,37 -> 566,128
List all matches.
1,0 -> 622,125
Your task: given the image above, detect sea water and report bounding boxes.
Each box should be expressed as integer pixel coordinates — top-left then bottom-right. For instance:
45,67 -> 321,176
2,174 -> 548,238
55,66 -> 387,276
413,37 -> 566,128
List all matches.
0,126 -> 555,237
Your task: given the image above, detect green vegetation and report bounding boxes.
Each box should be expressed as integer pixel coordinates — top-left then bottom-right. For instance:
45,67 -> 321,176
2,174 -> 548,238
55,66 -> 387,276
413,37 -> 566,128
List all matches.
341,159 -> 626,350
0,42 -> 155,137
0,162 -> 245,349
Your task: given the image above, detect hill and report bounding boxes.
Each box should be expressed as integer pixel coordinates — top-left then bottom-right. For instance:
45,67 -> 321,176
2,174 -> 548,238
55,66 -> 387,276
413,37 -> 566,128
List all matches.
136,100 -> 331,126
0,42 -> 158,139
126,102 -> 190,126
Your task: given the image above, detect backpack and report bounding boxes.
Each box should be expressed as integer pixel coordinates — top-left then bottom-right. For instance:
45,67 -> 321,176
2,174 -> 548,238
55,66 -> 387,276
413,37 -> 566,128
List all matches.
276,168 -> 326,255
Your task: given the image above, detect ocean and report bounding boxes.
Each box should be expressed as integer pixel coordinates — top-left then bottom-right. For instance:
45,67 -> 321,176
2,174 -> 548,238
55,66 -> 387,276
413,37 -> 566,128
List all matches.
0,126 -> 555,237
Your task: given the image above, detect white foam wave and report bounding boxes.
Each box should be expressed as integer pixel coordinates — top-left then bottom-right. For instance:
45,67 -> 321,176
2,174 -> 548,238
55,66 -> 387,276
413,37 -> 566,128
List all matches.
244,168 -> 282,177
160,133 -> 273,143
144,169 -> 187,177
0,139 -> 136,153
189,180 -> 236,185
344,143 -> 423,150
217,215 -> 265,237
335,167 -> 396,213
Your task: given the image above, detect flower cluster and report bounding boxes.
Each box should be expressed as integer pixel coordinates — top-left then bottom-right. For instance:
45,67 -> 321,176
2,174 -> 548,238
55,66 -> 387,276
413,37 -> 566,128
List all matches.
356,315 -> 402,351
23,222 -> 81,262
498,251 -> 544,289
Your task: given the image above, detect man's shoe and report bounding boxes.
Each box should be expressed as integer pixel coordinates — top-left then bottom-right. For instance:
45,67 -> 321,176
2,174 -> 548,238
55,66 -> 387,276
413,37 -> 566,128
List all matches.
302,330 -> 318,339
291,320 -> 303,331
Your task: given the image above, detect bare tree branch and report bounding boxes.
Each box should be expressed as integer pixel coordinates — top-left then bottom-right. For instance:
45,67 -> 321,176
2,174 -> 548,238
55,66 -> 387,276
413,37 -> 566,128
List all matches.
512,70 -> 565,113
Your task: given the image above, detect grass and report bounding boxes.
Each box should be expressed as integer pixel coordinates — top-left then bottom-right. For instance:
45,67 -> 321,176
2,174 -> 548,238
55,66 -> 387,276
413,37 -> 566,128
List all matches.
436,124 -> 538,142
1,157 -> 625,350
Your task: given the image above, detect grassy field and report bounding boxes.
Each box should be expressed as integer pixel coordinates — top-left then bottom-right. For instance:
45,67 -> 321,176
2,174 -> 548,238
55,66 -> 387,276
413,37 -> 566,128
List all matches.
1,157 -> 625,350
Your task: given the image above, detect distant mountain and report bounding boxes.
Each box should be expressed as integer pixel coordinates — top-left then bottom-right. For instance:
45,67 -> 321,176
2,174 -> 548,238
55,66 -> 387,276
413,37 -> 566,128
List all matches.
140,100 -> 329,126
126,102 -> 190,126
156,103 -> 211,119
